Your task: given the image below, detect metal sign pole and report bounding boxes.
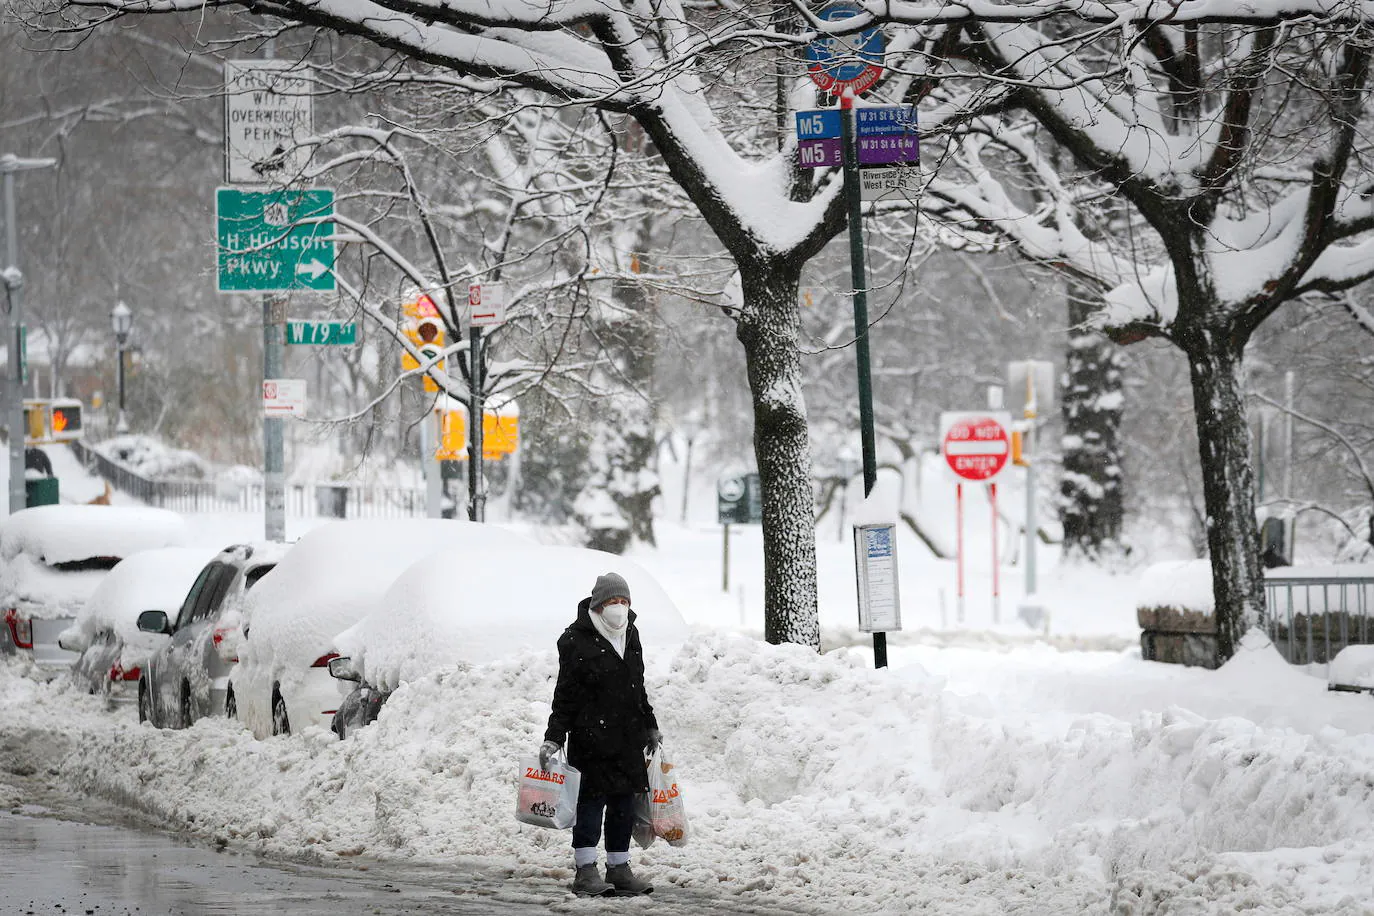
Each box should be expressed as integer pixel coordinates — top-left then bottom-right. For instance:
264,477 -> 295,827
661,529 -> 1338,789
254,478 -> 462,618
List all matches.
722,523 -> 730,593
423,406 -> 442,517
468,325 -> 486,522
263,294 -> 286,541
3,170 -> 23,515
840,93 -> 877,497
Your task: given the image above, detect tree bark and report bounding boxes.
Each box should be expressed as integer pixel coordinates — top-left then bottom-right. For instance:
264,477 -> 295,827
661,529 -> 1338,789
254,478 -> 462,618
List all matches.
1182,331 -> 1266,661
1060,280 -> 1126,557
736,258 -> 819,648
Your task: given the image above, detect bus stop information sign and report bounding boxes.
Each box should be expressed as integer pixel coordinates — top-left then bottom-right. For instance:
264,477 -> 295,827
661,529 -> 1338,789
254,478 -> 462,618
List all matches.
804,2 -> 885,96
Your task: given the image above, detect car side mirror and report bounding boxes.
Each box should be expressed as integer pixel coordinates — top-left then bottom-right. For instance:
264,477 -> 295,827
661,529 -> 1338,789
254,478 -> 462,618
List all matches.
327,656 -> 361,682
136,610 -> 172,636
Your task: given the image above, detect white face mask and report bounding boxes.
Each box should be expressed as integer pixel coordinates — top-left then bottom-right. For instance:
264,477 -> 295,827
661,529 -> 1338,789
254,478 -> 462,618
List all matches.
599,605 -> 629,629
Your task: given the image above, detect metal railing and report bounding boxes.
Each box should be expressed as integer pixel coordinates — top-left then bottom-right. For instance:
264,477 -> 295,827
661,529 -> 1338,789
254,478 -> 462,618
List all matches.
68,440 -> 429,520
1264,576 -> 1374,665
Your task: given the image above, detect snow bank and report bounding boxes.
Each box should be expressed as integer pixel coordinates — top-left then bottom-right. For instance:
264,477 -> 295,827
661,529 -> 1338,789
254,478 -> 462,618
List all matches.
21,632 -> 1374,913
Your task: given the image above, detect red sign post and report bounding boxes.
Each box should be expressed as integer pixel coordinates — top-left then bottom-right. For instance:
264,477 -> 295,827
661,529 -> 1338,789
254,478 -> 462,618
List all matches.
940,412 -> 1011,624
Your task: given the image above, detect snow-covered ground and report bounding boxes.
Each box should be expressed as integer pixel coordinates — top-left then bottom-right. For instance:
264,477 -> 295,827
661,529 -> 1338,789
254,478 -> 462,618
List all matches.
2,445 -> 1372,913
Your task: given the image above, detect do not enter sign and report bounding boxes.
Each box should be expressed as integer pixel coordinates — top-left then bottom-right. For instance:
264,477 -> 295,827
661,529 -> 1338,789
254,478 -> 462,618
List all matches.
940,412 -> 1011,482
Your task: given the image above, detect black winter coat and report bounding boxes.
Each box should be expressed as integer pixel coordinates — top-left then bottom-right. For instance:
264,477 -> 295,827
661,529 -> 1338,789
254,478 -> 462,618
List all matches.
544,598 -> 658,798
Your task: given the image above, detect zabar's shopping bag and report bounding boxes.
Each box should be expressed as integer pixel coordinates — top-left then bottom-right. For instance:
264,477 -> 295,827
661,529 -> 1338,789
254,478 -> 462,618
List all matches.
514,754 -> 580,830
646,746 -> 688,847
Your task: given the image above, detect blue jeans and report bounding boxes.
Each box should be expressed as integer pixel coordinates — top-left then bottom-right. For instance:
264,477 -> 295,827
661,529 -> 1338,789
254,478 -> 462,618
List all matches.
572,793 -> 634,853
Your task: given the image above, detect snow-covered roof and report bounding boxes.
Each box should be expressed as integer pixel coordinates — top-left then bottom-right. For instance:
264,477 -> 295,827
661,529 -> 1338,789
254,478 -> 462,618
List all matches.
59,546 -> 220,657
334,544 -> 691,692
236,519 -> 533,684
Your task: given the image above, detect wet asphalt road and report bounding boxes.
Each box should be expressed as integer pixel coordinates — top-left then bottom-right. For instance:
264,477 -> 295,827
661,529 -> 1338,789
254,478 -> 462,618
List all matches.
0,810 -> 545,915
0,724 -> 821,916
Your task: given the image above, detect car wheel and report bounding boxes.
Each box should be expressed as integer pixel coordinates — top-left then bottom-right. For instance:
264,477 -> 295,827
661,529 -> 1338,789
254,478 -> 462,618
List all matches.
179,684 -> 194,729
138,683 -> 153,726
271,689 -> 290,737
225,688 -> 237,720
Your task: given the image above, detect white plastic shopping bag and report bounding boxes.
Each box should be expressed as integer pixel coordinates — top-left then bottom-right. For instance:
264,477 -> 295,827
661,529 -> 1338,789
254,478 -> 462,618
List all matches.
646,747 -> 688,846
514,754 -> 580,829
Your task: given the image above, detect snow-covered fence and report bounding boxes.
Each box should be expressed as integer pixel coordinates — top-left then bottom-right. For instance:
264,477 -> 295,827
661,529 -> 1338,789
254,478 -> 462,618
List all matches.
1265,574 -> 1374,666
69,440 -> 428,520
1138,560 -> 1374,667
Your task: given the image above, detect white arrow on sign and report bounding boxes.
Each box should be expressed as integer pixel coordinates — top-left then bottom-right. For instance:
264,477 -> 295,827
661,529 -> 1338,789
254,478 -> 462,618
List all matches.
296,259 -> 329,280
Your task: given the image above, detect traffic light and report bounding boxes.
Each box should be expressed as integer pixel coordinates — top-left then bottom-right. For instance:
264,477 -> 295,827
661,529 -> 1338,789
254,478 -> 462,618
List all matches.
48,400 -> 83,441
23,401 -> 46,444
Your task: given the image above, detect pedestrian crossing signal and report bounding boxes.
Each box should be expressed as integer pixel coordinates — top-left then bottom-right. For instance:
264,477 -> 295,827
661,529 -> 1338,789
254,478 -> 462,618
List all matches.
49,401 -> 83,441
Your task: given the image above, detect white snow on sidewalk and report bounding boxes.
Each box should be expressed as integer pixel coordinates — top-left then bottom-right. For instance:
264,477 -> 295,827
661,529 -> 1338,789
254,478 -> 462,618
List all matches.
5,628 -> 1373,914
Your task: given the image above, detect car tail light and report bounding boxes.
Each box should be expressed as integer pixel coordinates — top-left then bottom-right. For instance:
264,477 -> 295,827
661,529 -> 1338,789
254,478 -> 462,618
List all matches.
109,663 -> 141,682
311,652 -> 340,668
4,609 -> 32,650
212,626 -> 239,664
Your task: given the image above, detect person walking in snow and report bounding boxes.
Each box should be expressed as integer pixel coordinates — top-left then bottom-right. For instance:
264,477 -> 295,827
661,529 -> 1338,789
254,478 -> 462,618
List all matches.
539,572 -> 662,897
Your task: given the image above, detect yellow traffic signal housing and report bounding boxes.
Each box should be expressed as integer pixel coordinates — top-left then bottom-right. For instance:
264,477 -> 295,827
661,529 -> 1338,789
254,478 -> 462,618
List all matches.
23,401 -> 47,444
49,399 -> 84,441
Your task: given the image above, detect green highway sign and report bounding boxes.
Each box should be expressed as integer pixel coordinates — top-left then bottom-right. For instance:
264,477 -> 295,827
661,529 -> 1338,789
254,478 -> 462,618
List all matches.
287,320 -> 357,346
216,188 -> 336,293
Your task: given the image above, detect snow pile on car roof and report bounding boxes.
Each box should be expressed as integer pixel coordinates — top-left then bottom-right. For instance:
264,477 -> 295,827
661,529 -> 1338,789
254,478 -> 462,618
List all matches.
0,506 -> 189,618
334,544 -> 692,692
237,519 -> 532,680
0,505 -> 187,567
61,546 -> 220,655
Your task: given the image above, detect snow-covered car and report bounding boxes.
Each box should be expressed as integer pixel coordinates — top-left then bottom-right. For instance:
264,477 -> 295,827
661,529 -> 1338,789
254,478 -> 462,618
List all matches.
61,546 -> 220,700
136,542 -> 290,728
231,519 -> 532,739
0,505 -> 187,676
327,545 -> 690,739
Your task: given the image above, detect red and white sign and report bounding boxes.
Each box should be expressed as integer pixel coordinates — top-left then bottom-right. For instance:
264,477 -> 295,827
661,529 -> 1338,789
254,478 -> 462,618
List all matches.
263,378 -> 307,418
940,411 -> 1011,482
467,281 -> 507,328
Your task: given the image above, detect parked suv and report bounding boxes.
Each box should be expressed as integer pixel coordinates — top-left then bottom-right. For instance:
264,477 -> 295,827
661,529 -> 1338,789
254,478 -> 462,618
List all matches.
137,542 -> 288,728
1,505 -> 187,676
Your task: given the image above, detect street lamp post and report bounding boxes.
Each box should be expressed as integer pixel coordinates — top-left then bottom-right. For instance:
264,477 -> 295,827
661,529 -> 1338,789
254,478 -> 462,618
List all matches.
2,153 -> 58,515
680,416 -> 703,524
110,302 -> 133,435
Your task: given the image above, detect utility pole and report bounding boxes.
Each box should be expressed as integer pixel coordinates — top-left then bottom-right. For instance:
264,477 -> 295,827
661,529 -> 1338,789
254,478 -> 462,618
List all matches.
1,154 -> 57,515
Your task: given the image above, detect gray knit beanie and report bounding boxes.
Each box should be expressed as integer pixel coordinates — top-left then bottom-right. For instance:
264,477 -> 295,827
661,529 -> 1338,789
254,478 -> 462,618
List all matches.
589,572 -> 631,609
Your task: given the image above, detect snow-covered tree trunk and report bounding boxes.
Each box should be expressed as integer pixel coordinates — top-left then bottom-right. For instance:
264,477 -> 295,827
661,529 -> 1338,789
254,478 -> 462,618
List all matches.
1179,321 -> 1266,660
737,258 -> 818,648
1060,280 -> 1125,557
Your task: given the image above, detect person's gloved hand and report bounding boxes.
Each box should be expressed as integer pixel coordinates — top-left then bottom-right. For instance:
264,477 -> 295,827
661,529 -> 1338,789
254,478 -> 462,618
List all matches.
645,729 -> 663,755
538,740 -> 561,771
